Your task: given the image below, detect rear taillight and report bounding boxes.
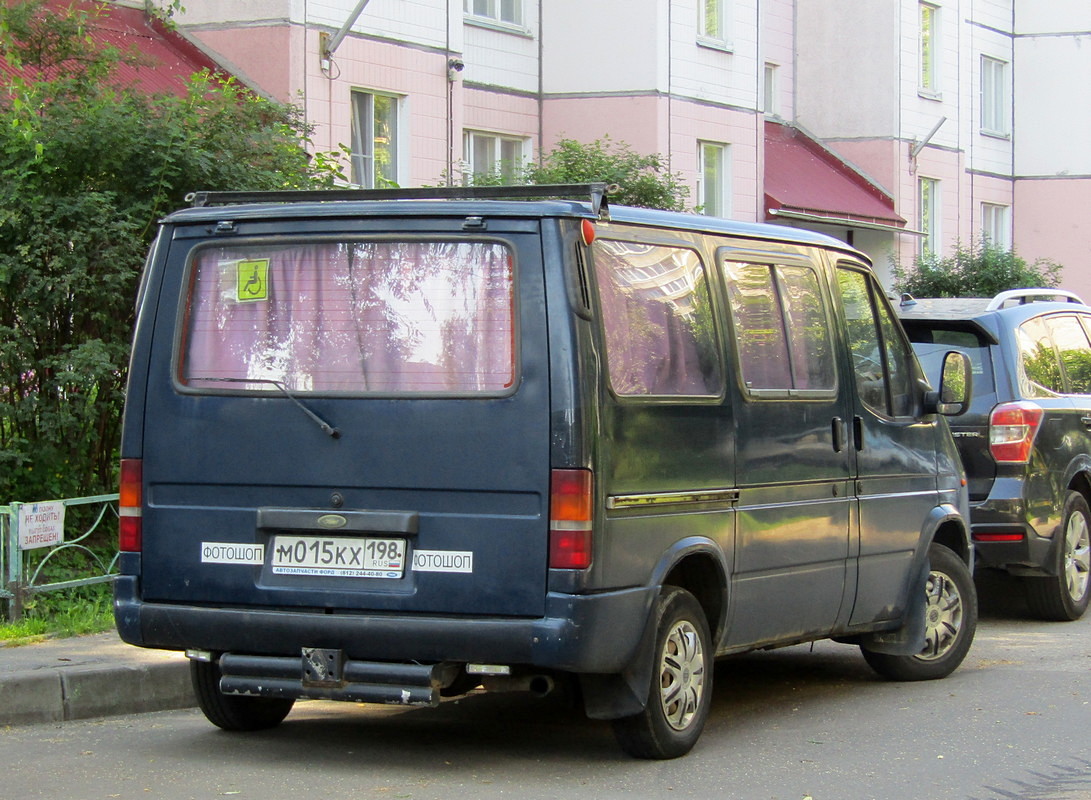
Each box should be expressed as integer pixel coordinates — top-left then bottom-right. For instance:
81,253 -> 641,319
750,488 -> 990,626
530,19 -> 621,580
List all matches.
989,401 -> 1044,464
119,458 -> 143,552
549,469 -> 593,569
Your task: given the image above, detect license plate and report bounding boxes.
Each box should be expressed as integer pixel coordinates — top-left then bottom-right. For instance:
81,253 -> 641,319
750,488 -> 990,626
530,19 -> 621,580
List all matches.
271,535 -> 405,578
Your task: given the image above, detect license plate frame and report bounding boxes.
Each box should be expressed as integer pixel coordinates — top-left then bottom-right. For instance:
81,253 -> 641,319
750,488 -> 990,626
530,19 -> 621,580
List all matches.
270,534 -> 406,579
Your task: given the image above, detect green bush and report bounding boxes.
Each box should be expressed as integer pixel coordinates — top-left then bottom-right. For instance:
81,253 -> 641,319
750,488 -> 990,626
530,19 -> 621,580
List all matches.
0,1 -> 340,503
893,240 -> 1063,299
457,136 -> 690,211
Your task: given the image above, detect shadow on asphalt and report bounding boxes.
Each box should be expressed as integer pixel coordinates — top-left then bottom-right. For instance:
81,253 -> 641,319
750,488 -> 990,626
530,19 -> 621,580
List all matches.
974,566 -> 1038,621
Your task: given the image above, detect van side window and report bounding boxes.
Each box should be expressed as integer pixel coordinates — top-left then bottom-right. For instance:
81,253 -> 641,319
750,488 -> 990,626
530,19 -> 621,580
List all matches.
179,240 -> 516,394
593,240 -> 722,396
1047,315 -> 1091,394
1016,317 -> 1063,397
723,261 -> 835,393
836,268 -> 914,417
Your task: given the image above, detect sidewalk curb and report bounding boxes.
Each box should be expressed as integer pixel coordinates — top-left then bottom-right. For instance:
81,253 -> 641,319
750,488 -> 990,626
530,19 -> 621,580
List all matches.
0,658 -> 195,727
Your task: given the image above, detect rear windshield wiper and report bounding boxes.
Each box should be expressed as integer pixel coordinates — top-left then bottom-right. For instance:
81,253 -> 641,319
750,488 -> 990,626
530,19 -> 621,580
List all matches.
189,377 -> 341,439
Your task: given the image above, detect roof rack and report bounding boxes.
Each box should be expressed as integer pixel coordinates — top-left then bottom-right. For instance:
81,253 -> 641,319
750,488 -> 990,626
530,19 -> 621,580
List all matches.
184,183 -> 614,219
984,288 -> 1085,311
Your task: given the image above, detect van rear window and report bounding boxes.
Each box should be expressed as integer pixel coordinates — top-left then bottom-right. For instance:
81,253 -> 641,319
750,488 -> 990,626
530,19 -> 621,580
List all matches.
179,241 -> 515,394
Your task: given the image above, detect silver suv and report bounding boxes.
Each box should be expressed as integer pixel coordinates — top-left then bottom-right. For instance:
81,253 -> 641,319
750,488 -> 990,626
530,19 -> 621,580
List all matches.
899,289 -> 1091,621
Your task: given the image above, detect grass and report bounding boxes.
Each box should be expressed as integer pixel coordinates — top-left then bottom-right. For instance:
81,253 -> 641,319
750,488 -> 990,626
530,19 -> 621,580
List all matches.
0,581 -> 114,646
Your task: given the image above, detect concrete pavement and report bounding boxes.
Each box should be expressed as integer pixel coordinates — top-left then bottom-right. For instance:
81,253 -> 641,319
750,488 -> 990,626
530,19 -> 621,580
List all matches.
0,630 -> 194,726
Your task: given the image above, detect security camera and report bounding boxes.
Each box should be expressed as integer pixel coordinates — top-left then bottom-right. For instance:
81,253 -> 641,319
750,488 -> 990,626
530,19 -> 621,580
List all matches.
448,58 -> 465,72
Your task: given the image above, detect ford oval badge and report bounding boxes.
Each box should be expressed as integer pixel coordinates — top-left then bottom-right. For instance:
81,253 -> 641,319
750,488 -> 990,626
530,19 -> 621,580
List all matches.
316,514 -> 348,529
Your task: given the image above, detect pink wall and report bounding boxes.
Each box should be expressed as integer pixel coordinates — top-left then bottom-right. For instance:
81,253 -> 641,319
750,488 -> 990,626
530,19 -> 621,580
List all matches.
190,26 -> 298,104
542,95 -> 668,158
1015,179 -> 1091,300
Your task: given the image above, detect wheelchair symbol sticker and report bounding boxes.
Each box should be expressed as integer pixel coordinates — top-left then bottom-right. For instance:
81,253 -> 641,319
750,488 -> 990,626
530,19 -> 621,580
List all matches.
236,259 -> 269,302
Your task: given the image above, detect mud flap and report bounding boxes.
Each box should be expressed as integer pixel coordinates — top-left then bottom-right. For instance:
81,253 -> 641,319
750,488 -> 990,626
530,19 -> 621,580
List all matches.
858,556 -> 930,656
578,595 -> 660,720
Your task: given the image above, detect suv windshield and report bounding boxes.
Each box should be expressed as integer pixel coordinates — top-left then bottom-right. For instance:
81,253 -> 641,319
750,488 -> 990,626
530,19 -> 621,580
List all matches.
179,240 -> 515,395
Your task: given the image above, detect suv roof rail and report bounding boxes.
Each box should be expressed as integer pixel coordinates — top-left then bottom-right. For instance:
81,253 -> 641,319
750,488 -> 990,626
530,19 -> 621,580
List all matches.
184,183 -> 616,219
984,288 -> 1085,311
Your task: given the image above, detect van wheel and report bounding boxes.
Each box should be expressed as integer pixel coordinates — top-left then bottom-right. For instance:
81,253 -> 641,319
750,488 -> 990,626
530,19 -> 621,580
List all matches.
862,544 -> 977,681
191,658 -> 295,731
611,588 -> 712,759
1025,491 -> 1091,621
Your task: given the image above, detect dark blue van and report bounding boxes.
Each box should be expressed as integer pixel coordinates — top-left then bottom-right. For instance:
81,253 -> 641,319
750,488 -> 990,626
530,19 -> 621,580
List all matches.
116,184 -> 976,758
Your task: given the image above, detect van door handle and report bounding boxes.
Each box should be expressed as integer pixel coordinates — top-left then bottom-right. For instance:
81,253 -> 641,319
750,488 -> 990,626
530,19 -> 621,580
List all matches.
853,416 -> 864,451
832,417 -> 845,452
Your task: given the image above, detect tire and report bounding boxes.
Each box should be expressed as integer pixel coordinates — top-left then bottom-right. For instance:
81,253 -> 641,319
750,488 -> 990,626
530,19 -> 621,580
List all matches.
190,658 -> 295,732
862,544 -> 977,681
611,588 -> 713,759
1025,491 -> 1091,621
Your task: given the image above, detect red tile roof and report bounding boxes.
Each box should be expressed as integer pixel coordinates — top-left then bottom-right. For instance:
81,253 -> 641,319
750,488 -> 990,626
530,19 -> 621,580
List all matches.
1,0 -> 224,97
764,120 -> 905,229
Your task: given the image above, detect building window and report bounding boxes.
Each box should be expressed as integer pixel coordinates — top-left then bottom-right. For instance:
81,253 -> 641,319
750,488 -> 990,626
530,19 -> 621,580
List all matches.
764,63 -> 778,116
980,56 -> 1009,136
981,203 -> 1011,249
698,142 -> 729,218
919,177 -> 940,257
698,0 -> 728,45
919,3 -> 939,95
464,131 -> 526,183
464,0 -> 521,26
350,91 -> 400,188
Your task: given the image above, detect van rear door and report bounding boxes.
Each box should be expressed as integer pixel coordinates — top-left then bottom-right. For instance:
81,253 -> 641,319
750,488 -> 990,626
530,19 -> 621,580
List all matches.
136,222 -> 552,618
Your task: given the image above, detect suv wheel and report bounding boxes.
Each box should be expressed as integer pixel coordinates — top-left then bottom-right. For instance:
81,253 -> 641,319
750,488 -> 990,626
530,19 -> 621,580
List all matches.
1026,491 -> 1091,621
862,544 -> 977,681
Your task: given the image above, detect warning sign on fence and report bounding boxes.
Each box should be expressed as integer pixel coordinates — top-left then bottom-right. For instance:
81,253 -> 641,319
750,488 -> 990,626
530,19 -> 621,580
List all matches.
18,501 -> 66,550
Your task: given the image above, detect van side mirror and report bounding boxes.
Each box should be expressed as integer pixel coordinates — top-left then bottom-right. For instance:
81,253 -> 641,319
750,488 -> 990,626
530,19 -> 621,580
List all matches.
925,350 -> 972,416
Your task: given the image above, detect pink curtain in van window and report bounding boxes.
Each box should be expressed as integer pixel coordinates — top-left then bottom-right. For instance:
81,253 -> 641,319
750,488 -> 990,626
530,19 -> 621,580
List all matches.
182,241 -> 514,393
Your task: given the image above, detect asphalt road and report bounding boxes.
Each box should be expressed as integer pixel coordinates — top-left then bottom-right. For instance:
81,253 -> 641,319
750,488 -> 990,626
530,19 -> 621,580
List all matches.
3,573 -> 1089,800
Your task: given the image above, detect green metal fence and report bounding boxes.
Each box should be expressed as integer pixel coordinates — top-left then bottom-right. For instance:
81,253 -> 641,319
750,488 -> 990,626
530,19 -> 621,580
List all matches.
1,494 -> 120,622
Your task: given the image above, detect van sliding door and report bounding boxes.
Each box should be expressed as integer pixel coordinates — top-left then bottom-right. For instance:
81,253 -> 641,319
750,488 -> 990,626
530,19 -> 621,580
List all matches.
722,254 -> 853,647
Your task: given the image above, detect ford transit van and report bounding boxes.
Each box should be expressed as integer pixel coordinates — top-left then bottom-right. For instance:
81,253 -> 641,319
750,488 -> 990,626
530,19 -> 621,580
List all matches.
116,184 -> 975,758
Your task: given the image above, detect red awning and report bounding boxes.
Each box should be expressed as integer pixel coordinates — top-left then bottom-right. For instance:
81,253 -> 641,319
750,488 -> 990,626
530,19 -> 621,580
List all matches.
1,0 -> 226,98
764,120 -> 905,231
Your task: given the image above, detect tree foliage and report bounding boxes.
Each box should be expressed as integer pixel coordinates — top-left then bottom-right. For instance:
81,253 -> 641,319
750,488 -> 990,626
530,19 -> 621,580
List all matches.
461,136 -> 690,211
893,240 -> 1063,299
0,1 -> 339,501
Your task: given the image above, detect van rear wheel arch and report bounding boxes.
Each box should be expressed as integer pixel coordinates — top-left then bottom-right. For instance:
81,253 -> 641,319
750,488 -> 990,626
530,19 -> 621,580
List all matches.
658,545 -> 728,646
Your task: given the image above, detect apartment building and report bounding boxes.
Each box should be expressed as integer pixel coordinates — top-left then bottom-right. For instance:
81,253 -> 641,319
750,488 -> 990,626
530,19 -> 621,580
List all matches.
165,0 -> 1090,292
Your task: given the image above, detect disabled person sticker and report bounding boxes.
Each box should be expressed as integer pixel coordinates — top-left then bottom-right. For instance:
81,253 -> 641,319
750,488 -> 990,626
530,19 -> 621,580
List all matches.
236,258 -> 270,302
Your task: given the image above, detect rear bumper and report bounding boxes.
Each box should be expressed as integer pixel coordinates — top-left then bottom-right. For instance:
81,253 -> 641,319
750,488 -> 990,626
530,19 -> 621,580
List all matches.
114,576 -> 654,675
969,488 -> 1057,575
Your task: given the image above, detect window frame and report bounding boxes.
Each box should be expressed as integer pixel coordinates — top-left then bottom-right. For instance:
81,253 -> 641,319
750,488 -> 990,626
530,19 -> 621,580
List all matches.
919,2 -> 940,97
350,90 -> 402,189
981,202 -> 1011,249
463,130 -> 528,183
980,55 -> 1010,137
763,62 -> 779,117
463,0 -> 523,28
697,141 -> 730,218
698,0 -> 731,48
918,176 -> 940,258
